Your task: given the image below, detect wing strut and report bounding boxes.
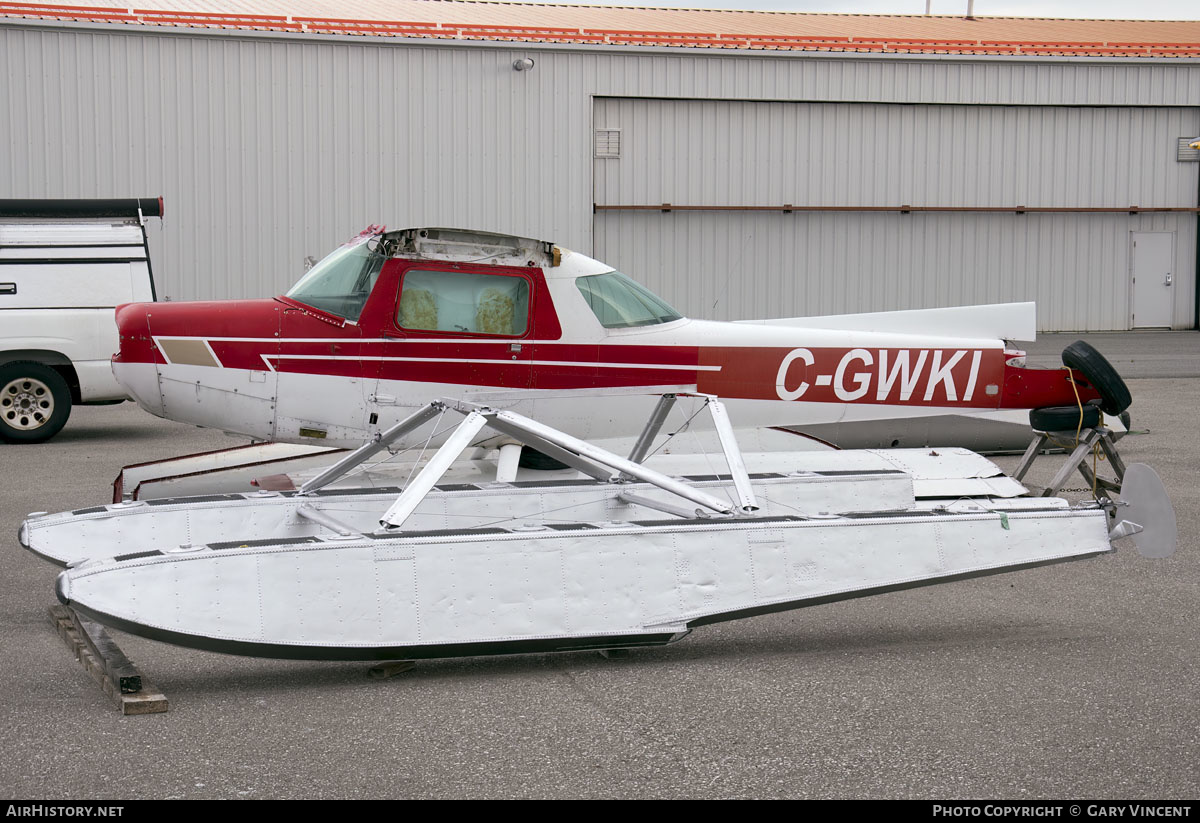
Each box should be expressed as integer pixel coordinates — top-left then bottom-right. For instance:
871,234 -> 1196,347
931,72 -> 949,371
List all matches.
376,398 -> 750,531
298,402 -> 445,495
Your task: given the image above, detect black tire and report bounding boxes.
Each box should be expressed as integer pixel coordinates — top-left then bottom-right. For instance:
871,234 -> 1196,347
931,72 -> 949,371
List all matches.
1061,341 -> 1132,415
0,362 -> 72,443
1029,404 -> 1101,432
518,447 -> 571,471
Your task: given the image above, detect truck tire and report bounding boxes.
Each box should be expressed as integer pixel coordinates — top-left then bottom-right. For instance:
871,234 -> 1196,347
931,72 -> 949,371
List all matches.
1061,341 -> 1132,416
0,362 -> 72,443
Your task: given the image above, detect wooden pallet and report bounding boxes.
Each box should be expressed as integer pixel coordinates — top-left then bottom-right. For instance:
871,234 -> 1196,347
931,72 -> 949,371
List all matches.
47,605 -> 167,715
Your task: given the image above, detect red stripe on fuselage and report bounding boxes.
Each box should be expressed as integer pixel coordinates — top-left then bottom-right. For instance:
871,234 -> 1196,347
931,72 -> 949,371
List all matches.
700,345 -> 1005,408
124,328 -> 1099,410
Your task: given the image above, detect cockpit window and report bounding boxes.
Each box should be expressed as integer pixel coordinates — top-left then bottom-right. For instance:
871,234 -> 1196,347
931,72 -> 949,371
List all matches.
285,237 -> 386,321
575,271 -> 682,329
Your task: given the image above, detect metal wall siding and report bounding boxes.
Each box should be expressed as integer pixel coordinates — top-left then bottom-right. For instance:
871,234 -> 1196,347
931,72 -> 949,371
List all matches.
594,97 -> 1198,209
594,210 -> 1195,331
2,23 -> 1199,331
2,28 -> 588,300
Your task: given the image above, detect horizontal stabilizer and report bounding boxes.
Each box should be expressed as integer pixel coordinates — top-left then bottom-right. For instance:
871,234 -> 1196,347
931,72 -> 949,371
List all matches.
737,302 -> 1037,342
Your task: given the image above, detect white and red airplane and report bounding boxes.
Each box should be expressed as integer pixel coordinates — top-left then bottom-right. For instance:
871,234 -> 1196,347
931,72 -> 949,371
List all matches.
111,226 -> 1111,452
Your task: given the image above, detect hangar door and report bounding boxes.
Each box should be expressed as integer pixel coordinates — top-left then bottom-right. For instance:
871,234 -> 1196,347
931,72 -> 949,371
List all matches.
592,98 -> 1199,331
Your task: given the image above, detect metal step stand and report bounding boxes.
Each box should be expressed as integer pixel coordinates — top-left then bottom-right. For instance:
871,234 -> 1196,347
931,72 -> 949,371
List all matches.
1012,424 -> 1127,501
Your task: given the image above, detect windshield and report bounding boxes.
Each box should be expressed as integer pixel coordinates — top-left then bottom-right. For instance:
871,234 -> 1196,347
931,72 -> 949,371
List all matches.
286,237 -> 386,321
576,271 -> 683,329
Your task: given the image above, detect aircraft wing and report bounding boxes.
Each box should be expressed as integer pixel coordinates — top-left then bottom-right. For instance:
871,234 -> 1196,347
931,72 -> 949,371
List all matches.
735,302 -> 1037,342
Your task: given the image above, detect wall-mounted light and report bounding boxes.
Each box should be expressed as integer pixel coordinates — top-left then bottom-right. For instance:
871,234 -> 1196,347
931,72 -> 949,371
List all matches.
1190,137 -> 1200,150
512,58 -> 535,72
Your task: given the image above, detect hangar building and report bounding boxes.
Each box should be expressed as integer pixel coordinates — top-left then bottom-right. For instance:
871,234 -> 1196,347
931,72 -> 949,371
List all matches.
2,1 -> 1199,331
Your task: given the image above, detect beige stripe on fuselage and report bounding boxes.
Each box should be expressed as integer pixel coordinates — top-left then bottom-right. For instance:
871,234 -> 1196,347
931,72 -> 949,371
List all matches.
158,338 -> 220,367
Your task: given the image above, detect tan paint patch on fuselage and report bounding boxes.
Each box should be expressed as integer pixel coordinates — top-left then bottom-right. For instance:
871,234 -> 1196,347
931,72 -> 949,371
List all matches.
158,338 -> 220,367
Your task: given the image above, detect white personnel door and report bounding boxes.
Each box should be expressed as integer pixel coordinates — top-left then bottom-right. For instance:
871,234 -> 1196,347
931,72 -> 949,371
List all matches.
1130,232 -> 1175,329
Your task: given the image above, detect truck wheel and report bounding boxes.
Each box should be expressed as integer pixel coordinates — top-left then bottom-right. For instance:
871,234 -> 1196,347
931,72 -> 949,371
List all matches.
0,362 -> 72,443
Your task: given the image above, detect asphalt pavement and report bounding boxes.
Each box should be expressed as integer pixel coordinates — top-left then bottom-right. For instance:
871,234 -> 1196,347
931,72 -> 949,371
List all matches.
1025,330 -> 1200,378
1,338 -> 1198,799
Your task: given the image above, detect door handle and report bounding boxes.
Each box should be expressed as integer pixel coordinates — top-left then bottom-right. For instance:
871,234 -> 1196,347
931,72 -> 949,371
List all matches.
1165,274 -> 1173,286
0,282 -> 15,295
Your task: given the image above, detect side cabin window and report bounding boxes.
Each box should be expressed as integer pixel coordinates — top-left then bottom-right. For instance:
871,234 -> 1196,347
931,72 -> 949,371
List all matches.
397,269 -> 530,337
575,271 -> 682,329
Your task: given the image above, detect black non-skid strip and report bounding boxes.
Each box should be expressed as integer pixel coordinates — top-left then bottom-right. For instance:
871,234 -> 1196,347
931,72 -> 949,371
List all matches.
71,506 -> 108,516
312,486 -> 403,496
432,484 -> 481,492
836,507 -> 1071,520
113,550 -> 163,562
368,527 -> 509,540
208,536 -> 324,550
547,523 -> 599,531
630,515 -> 805,528
507,479 -> 602,488
815,469 -> 906,476
147,494 -> 241,506
970,506 -> 1072,514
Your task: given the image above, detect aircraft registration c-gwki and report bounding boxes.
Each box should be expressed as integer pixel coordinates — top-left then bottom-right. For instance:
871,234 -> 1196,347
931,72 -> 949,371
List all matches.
111,226 -> 1107,451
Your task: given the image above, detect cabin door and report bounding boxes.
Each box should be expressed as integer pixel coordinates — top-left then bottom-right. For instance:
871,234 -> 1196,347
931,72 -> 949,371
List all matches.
366,263 -> 536,435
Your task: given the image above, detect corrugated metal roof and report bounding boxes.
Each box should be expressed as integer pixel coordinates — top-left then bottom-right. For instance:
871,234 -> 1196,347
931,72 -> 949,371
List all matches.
2,0 -> 1199,56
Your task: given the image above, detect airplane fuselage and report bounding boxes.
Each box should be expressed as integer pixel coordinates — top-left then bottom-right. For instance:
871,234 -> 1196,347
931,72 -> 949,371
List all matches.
112,228 -> 1096,448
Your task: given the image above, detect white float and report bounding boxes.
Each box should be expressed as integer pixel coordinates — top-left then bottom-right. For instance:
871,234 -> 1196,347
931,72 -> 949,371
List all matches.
26,396 -> 1174,662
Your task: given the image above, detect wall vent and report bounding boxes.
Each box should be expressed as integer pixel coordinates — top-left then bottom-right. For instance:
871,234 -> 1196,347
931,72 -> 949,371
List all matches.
594,128 -> 621,159
1178,137 -> 1200,162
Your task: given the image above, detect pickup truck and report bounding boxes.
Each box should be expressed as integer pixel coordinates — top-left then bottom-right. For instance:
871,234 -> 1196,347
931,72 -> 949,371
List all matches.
0,198 -> 162,442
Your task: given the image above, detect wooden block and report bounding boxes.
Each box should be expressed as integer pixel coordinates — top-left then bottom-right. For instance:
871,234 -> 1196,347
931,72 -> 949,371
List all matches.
72,612 -> 142,693
47,605 -> 168,715
119,691 -> 169,716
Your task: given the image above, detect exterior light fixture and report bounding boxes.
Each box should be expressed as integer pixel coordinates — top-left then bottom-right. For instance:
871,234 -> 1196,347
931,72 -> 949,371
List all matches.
512,58 -> 535,72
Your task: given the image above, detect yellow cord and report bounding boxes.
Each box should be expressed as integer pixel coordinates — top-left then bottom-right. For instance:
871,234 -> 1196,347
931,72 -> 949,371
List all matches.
1063,365 -> 1103,500
1063,365 -> 1083,447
